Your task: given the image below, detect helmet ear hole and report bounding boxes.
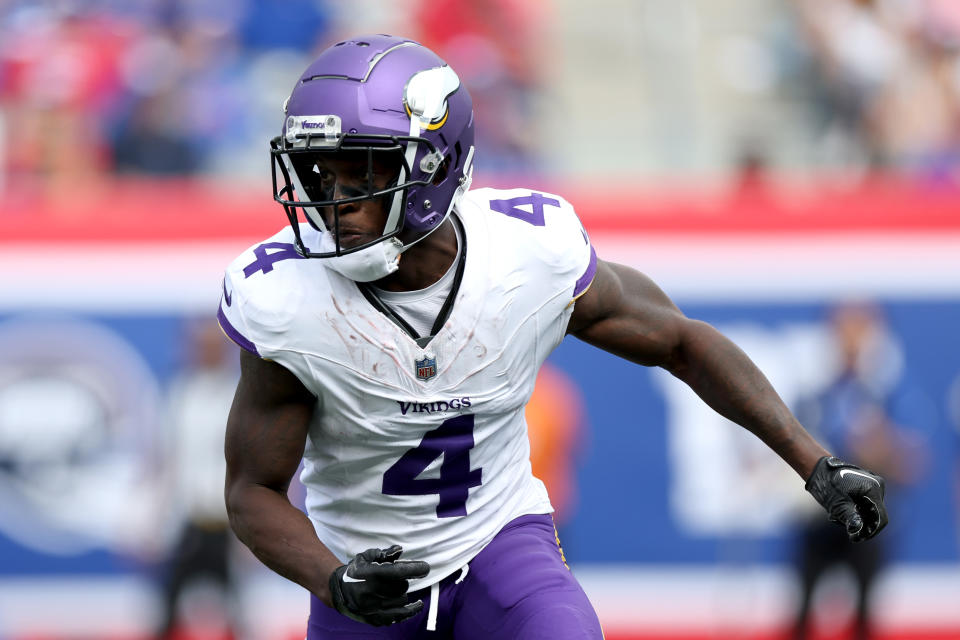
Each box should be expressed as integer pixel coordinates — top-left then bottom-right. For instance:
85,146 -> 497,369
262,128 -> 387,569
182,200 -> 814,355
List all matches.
431,156 -> 450,186
453,141 -> 462,170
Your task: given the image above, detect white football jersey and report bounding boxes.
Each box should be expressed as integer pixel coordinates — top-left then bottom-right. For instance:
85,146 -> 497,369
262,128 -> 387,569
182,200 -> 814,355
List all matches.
218,187 -> 597,590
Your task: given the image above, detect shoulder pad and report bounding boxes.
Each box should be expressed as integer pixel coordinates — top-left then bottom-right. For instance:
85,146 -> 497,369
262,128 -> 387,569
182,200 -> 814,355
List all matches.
217,227 -> 321,356
465,187 -> 597,300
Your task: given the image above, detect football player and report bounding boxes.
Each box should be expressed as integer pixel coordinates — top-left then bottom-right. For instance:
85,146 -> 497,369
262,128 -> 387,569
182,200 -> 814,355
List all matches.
219,34 -> 888,639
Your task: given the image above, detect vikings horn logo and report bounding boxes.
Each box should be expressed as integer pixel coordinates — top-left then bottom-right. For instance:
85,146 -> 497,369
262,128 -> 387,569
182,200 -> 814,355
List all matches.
403,65 -> 461,131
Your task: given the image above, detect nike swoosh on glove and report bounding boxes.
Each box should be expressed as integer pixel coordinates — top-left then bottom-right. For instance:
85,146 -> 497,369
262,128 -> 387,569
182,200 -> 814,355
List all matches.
805,456 -> 889,542
329,545 -> 430,627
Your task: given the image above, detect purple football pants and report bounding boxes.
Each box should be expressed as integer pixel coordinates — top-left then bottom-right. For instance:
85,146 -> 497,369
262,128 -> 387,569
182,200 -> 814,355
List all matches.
307,513 -> 604,639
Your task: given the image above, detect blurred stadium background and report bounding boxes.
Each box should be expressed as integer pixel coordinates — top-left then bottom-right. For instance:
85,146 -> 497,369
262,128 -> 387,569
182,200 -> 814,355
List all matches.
2,1 -> 960,639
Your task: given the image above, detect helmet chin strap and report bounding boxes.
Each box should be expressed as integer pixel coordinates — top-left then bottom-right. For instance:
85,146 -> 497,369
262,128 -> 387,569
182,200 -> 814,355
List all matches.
319,234 -> 403,282
321,115 -> 422,283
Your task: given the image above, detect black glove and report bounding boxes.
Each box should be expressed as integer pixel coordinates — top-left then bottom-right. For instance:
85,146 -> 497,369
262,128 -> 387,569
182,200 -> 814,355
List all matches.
805,456 -> 889,542
329,545 -> 430,627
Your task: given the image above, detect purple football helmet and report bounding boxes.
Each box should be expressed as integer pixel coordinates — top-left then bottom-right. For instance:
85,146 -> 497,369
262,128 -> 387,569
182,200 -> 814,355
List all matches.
270,34 -> 475,277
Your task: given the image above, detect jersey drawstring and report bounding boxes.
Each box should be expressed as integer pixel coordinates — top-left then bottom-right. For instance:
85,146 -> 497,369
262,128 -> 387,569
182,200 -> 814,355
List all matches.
425,564 -> 469,632
426,582 -> 439,631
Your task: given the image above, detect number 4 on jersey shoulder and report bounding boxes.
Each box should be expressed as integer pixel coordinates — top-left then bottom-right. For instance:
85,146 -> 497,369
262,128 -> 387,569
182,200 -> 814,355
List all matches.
488,192 -> 561,227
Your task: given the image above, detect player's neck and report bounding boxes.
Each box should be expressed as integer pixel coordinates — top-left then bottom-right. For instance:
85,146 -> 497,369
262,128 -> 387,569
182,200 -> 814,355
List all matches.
373,218 -> 459,292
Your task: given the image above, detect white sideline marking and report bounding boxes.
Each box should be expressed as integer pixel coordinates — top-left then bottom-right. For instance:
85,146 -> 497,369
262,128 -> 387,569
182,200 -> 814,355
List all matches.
2,565 -> 960,638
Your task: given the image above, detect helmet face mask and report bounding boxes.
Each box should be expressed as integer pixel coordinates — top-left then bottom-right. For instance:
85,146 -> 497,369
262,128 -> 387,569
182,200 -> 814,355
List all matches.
271,135 -> 432,257
269,35 -> 475,272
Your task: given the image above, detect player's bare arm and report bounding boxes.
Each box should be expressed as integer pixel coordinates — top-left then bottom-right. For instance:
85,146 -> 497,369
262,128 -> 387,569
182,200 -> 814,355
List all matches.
224,350 -> 430,624
568,259 -> 887,540
568,259 -> 829,478
224,350 -> 340,603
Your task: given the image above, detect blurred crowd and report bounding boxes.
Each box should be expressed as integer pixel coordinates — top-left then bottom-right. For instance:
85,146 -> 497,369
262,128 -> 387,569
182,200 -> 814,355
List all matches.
0,0 -> 329,190
791,0 -> 960,182
0,0 -> 546,194
3,0 -> 960,195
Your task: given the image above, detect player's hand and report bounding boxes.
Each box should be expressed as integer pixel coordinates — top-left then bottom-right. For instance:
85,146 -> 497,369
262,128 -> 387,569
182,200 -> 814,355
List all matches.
805,456 -> 889,542
328,545 -> 430,627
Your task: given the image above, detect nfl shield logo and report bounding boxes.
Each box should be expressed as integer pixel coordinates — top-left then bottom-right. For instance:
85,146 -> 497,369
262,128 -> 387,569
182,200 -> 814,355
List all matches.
415,355 -> 437,381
